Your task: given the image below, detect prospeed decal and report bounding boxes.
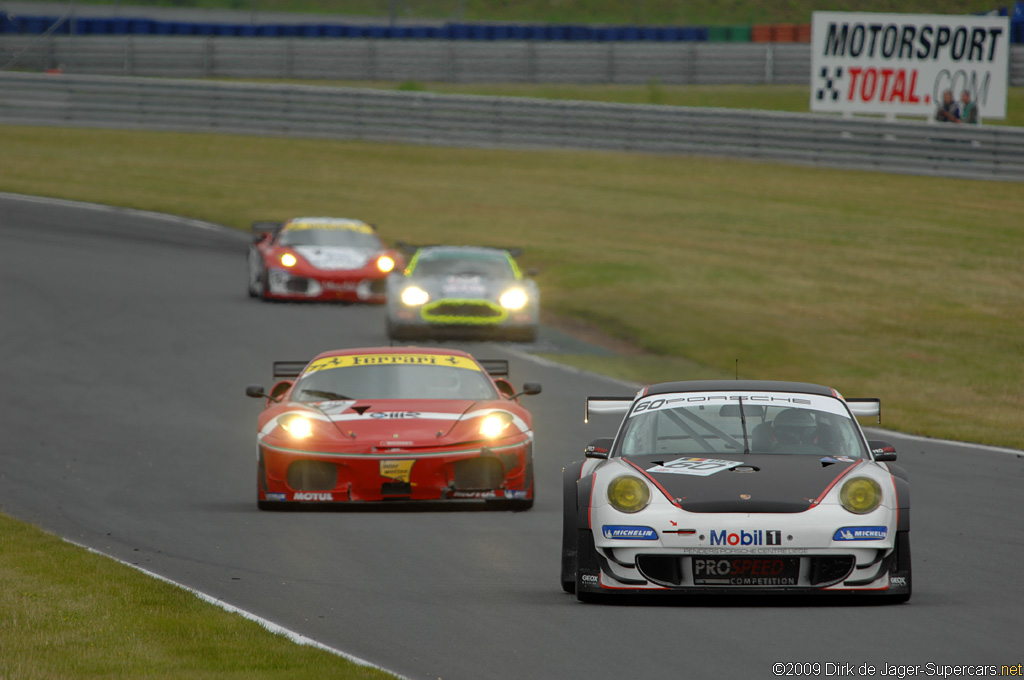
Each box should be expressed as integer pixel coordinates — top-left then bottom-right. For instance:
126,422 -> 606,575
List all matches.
646,457 -> 744,477
380,460 -> 414,483
304,353 -> 481,374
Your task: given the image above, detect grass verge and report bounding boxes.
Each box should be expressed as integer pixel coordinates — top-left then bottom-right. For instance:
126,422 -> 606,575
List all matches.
3,124 -> 1021,449
0,512 -> 398,679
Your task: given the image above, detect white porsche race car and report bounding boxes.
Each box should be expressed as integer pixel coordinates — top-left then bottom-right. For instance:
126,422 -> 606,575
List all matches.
562,380 -> 911,603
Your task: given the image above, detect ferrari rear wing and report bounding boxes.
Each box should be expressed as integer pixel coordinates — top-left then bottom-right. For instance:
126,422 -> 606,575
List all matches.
479,359 -> 509,378
273,361 -> 308,379
585,397 -> 633,423
846,398 -> 881,423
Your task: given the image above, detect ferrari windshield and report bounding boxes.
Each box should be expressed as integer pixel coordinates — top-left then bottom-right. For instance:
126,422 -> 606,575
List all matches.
278,228 -> 382,249
413,252 -> 516,279
292,354 -> 498,401
618,392 -> 867,459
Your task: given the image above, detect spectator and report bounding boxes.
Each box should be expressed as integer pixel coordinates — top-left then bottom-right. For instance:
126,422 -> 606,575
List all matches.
935,89 -> 960,123
959,90 -> 978,125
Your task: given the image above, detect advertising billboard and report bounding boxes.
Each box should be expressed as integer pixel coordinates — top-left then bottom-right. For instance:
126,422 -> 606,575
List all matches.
810,12 -> 1010,119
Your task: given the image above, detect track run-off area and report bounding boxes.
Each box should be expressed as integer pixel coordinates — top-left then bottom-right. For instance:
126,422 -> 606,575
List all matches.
1,192 -> 1023,679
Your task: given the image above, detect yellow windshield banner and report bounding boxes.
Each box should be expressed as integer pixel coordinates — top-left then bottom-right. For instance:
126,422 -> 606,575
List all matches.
286,219 -> 373,233
305,354 -> 481,374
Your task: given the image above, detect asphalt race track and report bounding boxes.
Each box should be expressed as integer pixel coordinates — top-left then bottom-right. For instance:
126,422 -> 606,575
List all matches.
2,192 -> 1023,680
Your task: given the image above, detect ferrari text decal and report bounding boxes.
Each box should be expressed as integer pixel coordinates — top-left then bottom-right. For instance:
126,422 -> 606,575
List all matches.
646,457 -> 744,477
305,354 -> 481,373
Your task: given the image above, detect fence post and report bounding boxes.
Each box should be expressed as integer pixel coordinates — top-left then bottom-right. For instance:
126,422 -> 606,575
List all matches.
764,44 -> 774,85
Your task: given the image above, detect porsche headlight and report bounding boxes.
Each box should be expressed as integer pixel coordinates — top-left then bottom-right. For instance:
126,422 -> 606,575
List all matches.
479,413 -> 512,438
840,476 -> 882,514
499,288 -> 528,310
376,255 -> 395,273
280,415 -> 313,439
281,253 -> 297,268
607,475 -> 651,513
401,286 -> 429,306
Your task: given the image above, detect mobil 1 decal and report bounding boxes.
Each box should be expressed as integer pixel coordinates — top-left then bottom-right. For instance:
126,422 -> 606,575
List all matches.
810,12 -> 1009,118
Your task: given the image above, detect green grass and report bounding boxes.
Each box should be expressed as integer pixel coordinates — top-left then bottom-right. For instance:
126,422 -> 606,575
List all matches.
0,512 -> 398,679
17,0 -> 1007,24
2,123 -> 1022,449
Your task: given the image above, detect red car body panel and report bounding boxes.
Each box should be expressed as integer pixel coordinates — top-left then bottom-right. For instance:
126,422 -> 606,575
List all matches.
252,347 -> 536,506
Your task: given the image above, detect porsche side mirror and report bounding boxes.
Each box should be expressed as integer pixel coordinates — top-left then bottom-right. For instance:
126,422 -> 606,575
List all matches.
868,440 -> 897,461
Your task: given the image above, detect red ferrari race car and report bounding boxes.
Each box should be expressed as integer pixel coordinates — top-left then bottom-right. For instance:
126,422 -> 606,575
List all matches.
247,217 -> 404,303
245,347 -> 541,510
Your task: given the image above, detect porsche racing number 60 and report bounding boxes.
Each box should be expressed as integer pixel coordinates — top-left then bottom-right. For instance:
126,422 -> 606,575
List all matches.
562,381 -> 911,602
246,347 -> 541,509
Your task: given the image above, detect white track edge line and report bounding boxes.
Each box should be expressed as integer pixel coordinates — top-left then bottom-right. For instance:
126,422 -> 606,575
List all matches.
64,538 -> 408,679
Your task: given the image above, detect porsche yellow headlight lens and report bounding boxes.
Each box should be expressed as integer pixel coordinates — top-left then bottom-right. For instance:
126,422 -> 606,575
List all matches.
401,286 -> 429,306
840,476 -> 882,514
607,475 -> 651,513
281,415 -> 313,439
479,413 -> 512,438
499,288 -> 528,310
281,253 -> 297,267
377,255 -> 395,273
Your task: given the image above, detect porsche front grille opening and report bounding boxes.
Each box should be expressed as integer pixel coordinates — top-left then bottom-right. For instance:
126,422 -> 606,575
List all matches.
453,457 -> 504,490
285,278 -> 310,293
432,303 -> 503,318
809,556 -> 857,586
286,460 -> 338,491
636,555 -> 684,587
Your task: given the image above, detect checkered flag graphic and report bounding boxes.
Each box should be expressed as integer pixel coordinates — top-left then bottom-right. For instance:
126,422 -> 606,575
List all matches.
815,66 -> 843,102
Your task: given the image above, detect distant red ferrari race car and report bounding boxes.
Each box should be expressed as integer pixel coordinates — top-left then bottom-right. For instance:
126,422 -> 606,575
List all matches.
246,347 -> 541,510
247,217 -> 404,303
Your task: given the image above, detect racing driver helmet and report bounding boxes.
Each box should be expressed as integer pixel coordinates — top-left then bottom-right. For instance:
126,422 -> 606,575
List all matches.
772,408 -> 818,445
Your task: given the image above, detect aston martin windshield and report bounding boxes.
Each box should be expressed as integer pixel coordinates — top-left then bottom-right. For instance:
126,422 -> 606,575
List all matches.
278,228 -> 383,249
414,253 -> 515,279
618,392 -> 867,459
293,354 -> 498,401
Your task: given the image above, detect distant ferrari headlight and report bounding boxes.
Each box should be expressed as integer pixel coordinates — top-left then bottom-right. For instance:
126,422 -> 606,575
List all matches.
479,412 -> 512,438
499,288 -> 528,310
840,476 -> 882,514
376,255 -> 395,273
281,253 -> 297,268
607,475 -> 651,513
401,286 -> 429,306
280,414 -> 313,439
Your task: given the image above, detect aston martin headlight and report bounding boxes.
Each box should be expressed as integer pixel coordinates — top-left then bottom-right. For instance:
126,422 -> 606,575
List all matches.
479,412 -> 512,438
281,253 -> 297,267
376,255 -> 395,273
499,288 -> 528,310
400,286 -> 429,306
280,415 -> 313,439
840,476 -> 882,514
607,475 -> 651,513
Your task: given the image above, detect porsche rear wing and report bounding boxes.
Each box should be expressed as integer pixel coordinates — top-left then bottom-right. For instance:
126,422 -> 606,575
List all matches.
252,221 -> 284,234
585,397 -> 633,423
846,398 -> 881,423
478,360 -> 509,378
273,361 -> 308,379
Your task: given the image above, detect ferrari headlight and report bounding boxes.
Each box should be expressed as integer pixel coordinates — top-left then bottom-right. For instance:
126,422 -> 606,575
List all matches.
840,476 -> 882,514
499,288 -> 528,310
401,286 -> 429,306
607,475 -> 651,513
280,415 -> 313,439
281,253 -> 297,267
376,255 -> 395,273
479,413 -> 512,438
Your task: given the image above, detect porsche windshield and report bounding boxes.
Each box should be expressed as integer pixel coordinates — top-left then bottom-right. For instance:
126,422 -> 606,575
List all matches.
293,363 -> 498,401
618,393 -> 867,459
278,228 -> 382,249
414,254 -> 515,279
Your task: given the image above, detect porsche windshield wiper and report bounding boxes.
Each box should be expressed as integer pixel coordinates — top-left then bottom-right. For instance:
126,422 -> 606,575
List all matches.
301,389 -> 351,401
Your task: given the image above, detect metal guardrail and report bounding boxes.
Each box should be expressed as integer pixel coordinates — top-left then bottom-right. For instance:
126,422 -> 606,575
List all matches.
2,71 -> 1022,181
